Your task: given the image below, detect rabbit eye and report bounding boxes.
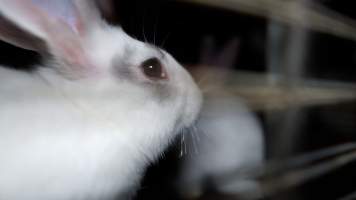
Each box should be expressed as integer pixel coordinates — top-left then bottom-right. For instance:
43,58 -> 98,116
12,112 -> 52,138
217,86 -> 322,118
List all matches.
140,57 -> 167,80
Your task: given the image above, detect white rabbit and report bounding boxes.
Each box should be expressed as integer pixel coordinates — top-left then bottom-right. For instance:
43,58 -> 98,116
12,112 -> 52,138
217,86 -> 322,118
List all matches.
177,36 -> 264,198
0,0 -> 202,200
178,94 -> 264,198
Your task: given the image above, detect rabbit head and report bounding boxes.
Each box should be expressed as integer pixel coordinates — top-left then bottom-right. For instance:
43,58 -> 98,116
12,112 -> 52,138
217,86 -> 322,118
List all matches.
0,0 -> 202,197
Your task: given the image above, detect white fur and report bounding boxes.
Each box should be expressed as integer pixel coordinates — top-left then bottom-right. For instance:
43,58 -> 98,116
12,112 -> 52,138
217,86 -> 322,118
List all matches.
178,95 -> 264,198
0,3 -> 202,200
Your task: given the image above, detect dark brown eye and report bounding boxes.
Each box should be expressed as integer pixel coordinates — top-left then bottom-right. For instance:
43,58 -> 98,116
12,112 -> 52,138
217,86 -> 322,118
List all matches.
140,57 -> 167,80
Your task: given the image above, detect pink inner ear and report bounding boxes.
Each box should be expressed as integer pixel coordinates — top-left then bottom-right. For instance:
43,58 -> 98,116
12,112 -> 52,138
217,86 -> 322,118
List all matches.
31,0 -> 81,34
2,0 -> 98,77
44,19 -> 98,77
24,0 -> 97,77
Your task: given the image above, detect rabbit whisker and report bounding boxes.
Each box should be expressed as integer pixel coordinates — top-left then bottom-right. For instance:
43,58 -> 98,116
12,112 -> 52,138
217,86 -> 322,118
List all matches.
179,129 -> 186,158
153,12 -> 159,46
160,32 -> 171,48
141,9 -> 148,43
192,124 -> 201,143
189,128 -> 199,155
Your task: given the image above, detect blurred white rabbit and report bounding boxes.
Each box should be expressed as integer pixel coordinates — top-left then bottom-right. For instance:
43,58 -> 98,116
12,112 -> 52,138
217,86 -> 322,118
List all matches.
0,0 -> 202,199
178,37 -> 264,198
178,94 -> 264,198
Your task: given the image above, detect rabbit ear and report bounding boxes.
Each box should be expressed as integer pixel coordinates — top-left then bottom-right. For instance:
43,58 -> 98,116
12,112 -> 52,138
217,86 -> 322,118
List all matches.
0,12 -> 47,52
0,0 -> 105,76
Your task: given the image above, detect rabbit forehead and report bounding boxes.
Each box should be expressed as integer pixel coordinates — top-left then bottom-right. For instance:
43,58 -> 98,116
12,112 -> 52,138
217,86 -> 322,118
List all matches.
85,26 -> 162,71
85,27 -> 175,98
84,26 -> 132,65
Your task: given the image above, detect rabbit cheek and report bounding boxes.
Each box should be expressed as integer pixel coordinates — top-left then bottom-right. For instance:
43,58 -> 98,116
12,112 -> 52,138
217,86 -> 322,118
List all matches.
112,60 -> 134,81
142,82 -> 174,102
